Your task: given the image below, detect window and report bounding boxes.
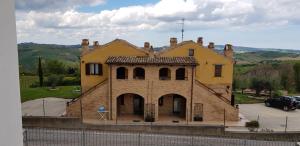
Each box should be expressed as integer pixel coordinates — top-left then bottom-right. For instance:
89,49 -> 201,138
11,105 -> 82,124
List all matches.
117,67 -> 128,79
159,68 -> 171,80
214,65 -> 222,77
176,68 -> 186,80
188,49 -> 194,56
85,63 -> 102,75
133,67 -> 145,80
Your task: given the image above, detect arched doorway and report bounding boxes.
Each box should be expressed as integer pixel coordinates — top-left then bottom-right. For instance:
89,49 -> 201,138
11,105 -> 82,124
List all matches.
158,94 -> 186,122
117,93 -> 144,121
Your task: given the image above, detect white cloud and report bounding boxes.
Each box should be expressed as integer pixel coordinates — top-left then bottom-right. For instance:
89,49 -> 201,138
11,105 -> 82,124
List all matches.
16,0 -> 300,44
16,0 -> 105,11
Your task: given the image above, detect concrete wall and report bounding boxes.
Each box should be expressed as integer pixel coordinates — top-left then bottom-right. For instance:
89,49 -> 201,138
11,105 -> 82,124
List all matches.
0,0 -> 24,145
22,117 -> 300,141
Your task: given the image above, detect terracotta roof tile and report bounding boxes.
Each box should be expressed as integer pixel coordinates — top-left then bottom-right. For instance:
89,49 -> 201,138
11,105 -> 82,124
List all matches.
106,56 -> 198,66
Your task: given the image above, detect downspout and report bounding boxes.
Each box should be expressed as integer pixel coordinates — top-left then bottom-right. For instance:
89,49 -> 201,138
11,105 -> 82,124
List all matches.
190,66 -> 195,122
109,65 -> 113,120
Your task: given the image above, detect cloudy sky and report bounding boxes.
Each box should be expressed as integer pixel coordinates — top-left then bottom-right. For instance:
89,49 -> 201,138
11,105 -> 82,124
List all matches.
15,0 -> 300,49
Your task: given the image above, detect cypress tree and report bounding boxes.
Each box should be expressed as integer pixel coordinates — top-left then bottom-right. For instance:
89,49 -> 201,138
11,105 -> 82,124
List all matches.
38,56 -> 43,87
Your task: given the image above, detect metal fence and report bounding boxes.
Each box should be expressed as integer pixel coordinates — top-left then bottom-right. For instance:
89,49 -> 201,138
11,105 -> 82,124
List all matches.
23,128 -> 298,146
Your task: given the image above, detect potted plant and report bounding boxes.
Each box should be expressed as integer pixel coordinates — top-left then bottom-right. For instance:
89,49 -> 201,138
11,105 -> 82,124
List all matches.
145,114 -> 155,122
245,120 -> 259,132
194,115 -> 203,121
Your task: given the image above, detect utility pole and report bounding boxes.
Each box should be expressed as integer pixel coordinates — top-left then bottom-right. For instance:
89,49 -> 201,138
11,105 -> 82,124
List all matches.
181,18 -> 185,42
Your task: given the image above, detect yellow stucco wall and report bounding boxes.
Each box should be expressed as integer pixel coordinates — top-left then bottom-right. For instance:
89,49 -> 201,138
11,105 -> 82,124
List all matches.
80,39 -> 147,92
159,42 -> 233,85
81,39 -> 233,92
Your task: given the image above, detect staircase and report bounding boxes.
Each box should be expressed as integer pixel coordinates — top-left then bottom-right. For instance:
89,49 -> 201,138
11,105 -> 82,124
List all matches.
67,79 -> 108,107
195,80 -> 233,106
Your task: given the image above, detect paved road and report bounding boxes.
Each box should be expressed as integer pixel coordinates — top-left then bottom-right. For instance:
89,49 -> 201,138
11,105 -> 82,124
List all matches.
22,97 -> 71,116
23,128 -> 295,146
239,103 -> 300,131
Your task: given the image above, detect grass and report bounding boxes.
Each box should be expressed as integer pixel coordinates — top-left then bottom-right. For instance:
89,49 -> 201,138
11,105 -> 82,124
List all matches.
20,86 -> 80,102
235,92 -> 265,104
19,75 -> 38,88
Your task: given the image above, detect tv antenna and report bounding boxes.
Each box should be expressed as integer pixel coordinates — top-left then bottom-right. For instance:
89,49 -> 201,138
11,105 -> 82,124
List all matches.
179,18 -> 185,42
179,0 -> 186,42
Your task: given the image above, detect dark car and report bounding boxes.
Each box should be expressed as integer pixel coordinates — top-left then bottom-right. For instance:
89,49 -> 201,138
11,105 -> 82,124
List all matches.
265,96 -> 297,111
293,96 -> 300,109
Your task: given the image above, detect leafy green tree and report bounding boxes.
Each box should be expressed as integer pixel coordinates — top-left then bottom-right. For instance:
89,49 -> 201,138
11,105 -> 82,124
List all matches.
46,60 -> 65,75
47,74 -> 63,89
293,63 -> 300,92
250,78 -> 266,96
37,57 -> 43,87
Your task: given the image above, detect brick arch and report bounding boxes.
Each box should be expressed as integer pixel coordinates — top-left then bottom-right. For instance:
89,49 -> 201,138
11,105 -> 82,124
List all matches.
115,92 -> 145,99
116,93 -> 145,121
157,93 -> 187,122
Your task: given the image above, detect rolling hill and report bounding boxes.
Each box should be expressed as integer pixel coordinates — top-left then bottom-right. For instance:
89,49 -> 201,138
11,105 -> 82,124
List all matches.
18,42 -> 300,73
18,43 -> 81,73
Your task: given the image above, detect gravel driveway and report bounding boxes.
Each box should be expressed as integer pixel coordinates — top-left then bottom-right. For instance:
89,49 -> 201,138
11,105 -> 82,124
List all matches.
239,103 -> 300,131
22,97 -> 71,116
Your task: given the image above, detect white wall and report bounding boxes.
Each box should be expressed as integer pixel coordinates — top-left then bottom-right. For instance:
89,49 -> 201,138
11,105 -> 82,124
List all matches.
0,0 -> 23,145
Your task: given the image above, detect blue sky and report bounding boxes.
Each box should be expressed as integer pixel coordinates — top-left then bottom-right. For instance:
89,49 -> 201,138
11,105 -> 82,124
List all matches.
15,0 -> 300,49
78,0 -> 160,13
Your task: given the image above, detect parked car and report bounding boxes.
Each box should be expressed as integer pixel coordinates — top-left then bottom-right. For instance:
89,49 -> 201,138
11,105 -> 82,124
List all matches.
265,96 -> 297,111
293,96 -> 300,109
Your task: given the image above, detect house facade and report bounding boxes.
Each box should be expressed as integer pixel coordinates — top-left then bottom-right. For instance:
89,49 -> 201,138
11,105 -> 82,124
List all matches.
66,37 -> 239,122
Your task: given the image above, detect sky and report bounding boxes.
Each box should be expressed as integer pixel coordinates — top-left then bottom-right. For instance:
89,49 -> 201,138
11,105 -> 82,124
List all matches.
15,0 -> 300,49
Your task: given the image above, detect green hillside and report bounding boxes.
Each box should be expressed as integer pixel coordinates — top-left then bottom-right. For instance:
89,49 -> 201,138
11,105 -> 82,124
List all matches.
18,43 -> 81,73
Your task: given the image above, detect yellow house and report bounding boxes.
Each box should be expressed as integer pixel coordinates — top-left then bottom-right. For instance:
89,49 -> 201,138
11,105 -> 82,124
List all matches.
66,37 -> 238,123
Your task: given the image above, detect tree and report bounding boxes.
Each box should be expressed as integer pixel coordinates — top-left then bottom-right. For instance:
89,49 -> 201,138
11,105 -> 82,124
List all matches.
293,63 -> 300,92
250,78 -> 266,96
38,57 -> 43,87
47,74 -> 63,89
46,60 -> 65,75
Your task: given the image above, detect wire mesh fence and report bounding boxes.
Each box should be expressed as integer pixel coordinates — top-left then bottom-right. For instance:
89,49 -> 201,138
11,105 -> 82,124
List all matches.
23,128 -> 298,146
245,114 -> 300,132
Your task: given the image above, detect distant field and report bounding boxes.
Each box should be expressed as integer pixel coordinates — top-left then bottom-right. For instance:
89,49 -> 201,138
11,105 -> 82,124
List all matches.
21,86 -> 80,102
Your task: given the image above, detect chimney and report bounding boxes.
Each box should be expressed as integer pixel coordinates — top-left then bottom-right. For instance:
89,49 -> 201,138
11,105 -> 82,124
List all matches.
93,41 -> 99,49
224,44 -> 234,58
170,37 -> 177,47
144,42 -> 150,49
197,37 -> 203,46
81,39 -> 89,54
208,42 -> 214,49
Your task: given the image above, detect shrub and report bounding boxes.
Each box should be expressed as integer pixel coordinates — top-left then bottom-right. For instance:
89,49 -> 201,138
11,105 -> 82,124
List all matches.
245,120 -> 259,128
46,74 -> 64,89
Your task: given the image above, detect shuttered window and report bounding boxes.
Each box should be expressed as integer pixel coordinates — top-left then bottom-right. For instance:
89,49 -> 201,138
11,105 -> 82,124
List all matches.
188,49 -> 194,56
214,65 -> 222,77
85,63 -> 103,75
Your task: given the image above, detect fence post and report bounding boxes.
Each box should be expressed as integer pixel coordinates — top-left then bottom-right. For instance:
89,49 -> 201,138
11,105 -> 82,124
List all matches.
24,129 -> 28,146
42,99 -> 45,116
285,116 -> 288,133
138,133 -> 141,146
81,130 -> 86,146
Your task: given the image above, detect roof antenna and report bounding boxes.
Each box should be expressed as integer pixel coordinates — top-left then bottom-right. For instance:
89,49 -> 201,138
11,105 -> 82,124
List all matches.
179,0 -> 186,42
180,18 -> 185,42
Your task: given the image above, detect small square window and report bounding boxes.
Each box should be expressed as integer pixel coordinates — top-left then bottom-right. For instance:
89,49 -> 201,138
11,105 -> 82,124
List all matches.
214,65 -> 222,77
188,49 -> 194,56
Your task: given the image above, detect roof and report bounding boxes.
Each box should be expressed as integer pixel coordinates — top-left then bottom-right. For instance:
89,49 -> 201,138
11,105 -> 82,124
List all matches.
106,56 -> 198,66
81,39 -> 148,56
